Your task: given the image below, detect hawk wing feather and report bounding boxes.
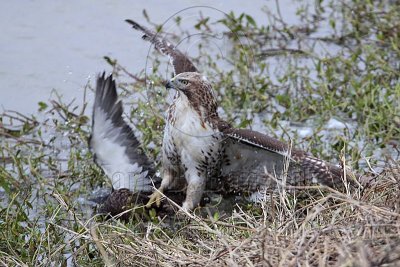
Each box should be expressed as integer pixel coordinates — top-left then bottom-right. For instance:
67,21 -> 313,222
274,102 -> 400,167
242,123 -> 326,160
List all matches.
90,73 -> 158,192
220,127 -> 348,193
222,128 -> 303,157
126,19 -> 198,75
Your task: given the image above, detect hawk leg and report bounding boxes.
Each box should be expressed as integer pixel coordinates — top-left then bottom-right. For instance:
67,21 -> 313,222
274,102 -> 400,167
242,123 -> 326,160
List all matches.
146,190 -> 164,208
182,172 -> 206,211
145,169 -> 174,208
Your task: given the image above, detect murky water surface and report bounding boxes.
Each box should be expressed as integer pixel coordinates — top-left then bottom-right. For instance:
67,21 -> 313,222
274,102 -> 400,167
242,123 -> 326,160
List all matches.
1,0 -> 296,114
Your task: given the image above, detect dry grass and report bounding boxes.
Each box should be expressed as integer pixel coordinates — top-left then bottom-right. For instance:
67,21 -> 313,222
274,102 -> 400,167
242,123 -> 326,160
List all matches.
81,164 -> 400,266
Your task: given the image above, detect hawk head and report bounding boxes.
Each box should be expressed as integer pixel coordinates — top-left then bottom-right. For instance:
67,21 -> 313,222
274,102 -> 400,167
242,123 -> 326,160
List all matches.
166,72 -> 218,120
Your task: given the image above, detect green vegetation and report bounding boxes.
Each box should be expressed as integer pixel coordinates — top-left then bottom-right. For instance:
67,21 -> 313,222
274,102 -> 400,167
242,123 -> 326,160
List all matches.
1,1 -> 399,265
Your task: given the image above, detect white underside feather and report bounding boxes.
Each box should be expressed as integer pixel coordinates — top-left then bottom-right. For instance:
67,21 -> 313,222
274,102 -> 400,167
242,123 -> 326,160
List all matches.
91,107 -> 149,192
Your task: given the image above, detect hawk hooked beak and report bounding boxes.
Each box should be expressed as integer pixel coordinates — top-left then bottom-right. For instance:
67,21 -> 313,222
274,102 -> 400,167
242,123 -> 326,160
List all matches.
165,80 -> 174,90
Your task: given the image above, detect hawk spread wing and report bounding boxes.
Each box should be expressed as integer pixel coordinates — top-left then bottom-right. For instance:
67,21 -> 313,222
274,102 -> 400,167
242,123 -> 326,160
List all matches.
126,19 -> 198,75
220,128 -> 347,194
89,73 -> 156,192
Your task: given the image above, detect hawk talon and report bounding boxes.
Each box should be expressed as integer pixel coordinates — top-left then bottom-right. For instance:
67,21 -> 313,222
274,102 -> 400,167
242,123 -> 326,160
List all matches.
146,190 -> 163,208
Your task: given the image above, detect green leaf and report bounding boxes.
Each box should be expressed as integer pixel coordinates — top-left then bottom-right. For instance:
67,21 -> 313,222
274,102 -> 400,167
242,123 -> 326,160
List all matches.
329,18 -> 335,29
38,101 -> 48,112
276,94 -> 291,108
149,208 -> 157,220
142,9 -> 150,22
245,15 -> 256,27
213,212 -> 220,221
103,56 -> 117,66
238,119 -> 252,128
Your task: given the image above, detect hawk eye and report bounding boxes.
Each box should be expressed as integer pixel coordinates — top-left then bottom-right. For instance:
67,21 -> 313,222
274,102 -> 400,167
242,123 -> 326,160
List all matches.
180,80 -> 189,85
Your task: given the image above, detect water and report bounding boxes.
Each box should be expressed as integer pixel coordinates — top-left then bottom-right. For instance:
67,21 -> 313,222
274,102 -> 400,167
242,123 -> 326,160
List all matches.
1,0 -> 293,115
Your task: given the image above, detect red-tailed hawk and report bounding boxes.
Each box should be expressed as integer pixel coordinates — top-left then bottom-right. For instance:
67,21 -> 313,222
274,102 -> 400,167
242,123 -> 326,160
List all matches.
126,20 -> 353,210
89,20 -> 356,214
